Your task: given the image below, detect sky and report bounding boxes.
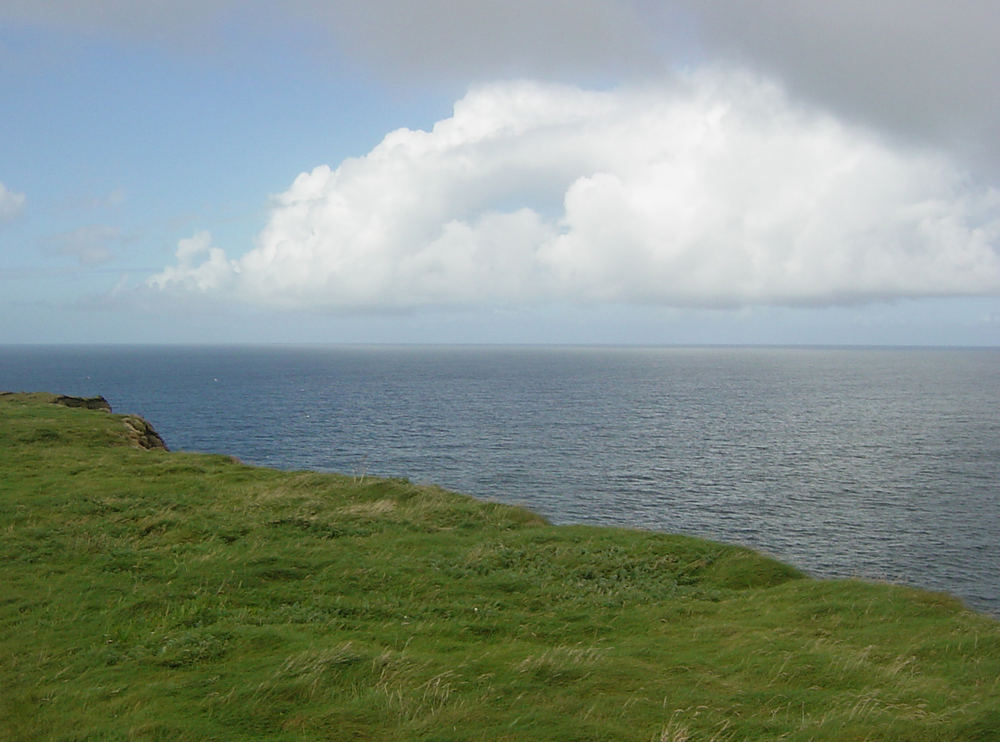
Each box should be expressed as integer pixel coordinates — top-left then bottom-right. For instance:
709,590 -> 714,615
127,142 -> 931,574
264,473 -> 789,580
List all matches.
2,1 -> 1000,346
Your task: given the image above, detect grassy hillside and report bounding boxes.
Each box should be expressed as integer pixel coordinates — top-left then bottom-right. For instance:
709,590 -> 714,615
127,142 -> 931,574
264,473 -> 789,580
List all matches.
2,392 -> 999,741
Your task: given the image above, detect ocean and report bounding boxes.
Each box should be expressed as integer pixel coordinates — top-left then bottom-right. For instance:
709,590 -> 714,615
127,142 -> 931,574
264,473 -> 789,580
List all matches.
2,344 -> 998,616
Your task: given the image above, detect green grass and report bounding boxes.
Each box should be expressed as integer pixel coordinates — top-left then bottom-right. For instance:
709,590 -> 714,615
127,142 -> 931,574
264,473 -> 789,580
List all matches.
2,392 -> 999,741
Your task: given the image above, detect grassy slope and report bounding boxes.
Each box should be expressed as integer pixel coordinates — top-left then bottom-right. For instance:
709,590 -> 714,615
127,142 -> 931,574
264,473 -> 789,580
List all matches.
1,393 -> 999,741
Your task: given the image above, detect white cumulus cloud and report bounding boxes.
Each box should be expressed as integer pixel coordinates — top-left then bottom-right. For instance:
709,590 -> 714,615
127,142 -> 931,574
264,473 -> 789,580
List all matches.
149,70 -> 1000,311
148,231 -> 236,293
148,231 -> 239,293
0,181 -> 26,222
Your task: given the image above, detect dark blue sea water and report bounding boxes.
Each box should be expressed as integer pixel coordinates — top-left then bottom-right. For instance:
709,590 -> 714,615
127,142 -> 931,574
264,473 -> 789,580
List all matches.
3,345 -> 998,616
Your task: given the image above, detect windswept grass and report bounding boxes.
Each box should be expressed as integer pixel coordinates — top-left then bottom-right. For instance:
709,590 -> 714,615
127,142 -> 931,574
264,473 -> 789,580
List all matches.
2,392 -> 999,740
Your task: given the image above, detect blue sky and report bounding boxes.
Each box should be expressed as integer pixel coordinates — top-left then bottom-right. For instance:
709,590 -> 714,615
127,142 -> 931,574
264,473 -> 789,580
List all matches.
2,1 -> 1000,345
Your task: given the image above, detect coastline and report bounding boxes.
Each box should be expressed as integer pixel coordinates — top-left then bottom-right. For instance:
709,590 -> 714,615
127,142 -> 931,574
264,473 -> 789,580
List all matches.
2,392 -> 999,739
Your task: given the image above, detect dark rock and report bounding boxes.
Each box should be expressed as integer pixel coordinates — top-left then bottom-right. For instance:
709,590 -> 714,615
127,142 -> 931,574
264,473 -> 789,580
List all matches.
121,415 -> 169,451
53,395 -> 112,413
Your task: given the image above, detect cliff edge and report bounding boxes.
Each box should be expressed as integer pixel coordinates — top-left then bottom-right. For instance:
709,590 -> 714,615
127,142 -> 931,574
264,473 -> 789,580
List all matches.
0,391 -> 168,451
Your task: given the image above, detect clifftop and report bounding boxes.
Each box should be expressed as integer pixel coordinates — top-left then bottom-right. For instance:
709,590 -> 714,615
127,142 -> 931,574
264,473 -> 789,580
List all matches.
1,392 -> 998,740
0,391 -> 168,451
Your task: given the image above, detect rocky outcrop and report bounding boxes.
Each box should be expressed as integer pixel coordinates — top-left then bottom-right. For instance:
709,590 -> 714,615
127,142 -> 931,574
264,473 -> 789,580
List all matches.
53,395 -> 113,413
121,415 -> 169,451
2,392 -> 169,451
53,395 -> 168,450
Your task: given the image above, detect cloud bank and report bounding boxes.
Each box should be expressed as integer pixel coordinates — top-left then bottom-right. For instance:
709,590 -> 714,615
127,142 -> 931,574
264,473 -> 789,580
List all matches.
150,71 -> 1000,311
683,1 -> 1000,177
10,2 -> 998,170
8,2 -> 998,178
